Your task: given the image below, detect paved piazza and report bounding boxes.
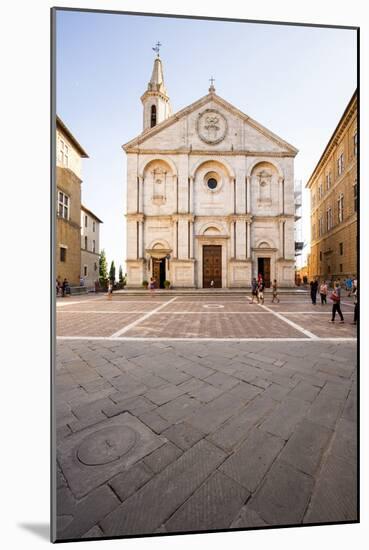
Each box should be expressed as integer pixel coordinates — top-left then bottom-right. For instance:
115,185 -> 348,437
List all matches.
55,292 -> 357,540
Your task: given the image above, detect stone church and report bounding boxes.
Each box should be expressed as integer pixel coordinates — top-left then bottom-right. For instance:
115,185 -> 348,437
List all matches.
123,53 -> 298,288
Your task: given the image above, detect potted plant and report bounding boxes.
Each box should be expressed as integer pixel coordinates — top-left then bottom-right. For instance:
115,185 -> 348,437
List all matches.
142,280 -> 149,289
163,280 -> 171,289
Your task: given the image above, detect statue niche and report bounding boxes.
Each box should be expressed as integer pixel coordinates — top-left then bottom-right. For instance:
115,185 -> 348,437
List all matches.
151,167 -> 167,205
257,169 -> 272,206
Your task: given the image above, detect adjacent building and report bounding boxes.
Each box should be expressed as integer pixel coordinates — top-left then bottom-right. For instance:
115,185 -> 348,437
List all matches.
56,116 -> 89,286
123,54 -> 298,288
306,91 -> 357,282
80,205 -> 103,288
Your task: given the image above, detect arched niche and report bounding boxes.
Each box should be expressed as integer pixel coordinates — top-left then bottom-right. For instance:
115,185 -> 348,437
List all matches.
250,161 -> 281,207
142,159 -> 176,206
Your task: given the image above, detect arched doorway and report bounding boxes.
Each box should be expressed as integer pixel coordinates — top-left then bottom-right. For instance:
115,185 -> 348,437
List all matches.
146,241 -> 172,289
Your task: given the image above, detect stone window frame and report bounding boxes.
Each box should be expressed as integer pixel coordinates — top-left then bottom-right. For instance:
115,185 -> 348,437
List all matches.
203,170 -> 223,194
58,138 -> 69,168
318,182 -> 323,199
337,152 -> 344,176
83,265 -> 88,277
57,190 -> 70,220
60,246 -> 67,263
337,193 -> 344,223
84,235 -> 88,250
326,206 -> 333,231
353,181 -> 357,212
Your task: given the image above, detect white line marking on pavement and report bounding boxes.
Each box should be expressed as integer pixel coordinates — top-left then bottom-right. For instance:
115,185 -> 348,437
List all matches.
257,302 -> 319,339
57,336 -> 357,342
56,297 -> 106,307
57,310 -> 354,316
109,297 -> 179,338
57,310 -> 155,314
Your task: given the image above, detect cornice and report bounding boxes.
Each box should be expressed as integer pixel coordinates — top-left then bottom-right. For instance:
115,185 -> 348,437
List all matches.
125,148 -> 295,158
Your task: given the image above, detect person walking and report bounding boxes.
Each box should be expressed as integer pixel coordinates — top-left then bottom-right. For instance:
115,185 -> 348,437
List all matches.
319,280 -> 328,305
62,278 -> 68,298
56,277 -> 61,296
351,283 -> 358,325
271,279 -> 280,303
330,281 -> 344,323
258,277 -> 265,305
310,277 -> 318,305
107,279 -> 113,300
251,277 -> 258,303
149,277 -> 156,297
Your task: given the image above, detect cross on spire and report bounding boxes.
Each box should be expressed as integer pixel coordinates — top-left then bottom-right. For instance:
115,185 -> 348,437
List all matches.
209,76 -> 216,92
152,41 -> 162,57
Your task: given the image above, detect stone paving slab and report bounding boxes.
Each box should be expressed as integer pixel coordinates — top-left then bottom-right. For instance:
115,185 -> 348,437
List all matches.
55,338 -> 357,539
164,471 -> 249,533
303,454 -> 357,523
99,440 -> 227,536
219,428 -> 285,492
247,460 -> 314,526
278,419 -> 333,476
57,413 -> 166,498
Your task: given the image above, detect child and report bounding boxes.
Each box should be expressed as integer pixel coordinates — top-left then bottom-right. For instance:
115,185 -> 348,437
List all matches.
107,280 -> 113,300
149,277 -> 156,297
258,277 -> 265,305
319,280 -> 328,305
251,278 -> 258,303
271,279 -> 280,303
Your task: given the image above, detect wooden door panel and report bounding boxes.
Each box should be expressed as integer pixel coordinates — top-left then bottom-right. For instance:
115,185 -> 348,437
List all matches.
203,246 -> 222,288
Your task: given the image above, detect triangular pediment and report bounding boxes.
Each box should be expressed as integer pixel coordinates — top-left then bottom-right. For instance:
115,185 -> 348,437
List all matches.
123,93 -> 298,156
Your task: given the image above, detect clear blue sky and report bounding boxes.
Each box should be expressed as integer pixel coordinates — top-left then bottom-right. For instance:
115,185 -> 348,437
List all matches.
56,9 -> 357,272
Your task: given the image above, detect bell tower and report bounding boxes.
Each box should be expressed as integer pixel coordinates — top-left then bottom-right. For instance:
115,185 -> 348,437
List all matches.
141,43 -> 172,131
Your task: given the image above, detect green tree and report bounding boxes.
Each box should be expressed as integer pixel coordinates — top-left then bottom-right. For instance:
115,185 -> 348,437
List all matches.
99,249 -> 108,287
109,260 -> 116,285
119,265 -> 123,285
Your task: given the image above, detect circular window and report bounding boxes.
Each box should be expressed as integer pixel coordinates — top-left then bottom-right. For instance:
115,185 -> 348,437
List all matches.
207,178 -> 218,190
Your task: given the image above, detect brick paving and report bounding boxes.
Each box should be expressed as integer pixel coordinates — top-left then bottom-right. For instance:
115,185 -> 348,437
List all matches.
54,333 -> 357,540
56,293 -> 356,340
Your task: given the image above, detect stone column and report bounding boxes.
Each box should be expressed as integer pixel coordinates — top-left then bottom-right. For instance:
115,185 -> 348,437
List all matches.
189,177 -> 194,213
235,219 -> 246,260
138,220 -> 144,259
139,177 -> 144,213
247,221 -> 251,258
189,221 -> 194,258
173,220 -> 178,258
174,176 -> 178,213
279,220 -> 284,259
246,176 -> 251,214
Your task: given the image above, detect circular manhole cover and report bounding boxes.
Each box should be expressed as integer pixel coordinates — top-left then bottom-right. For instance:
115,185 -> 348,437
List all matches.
203,304 -> 225,309
77,425 -> 138,466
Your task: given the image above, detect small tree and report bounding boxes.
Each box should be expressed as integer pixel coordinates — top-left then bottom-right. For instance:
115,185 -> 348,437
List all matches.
109,260 -> 116,286
99,249 -> 108,288
118,265 -> 123,286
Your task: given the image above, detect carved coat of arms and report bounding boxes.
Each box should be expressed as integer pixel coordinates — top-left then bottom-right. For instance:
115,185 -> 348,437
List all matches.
197,109 -> 227,144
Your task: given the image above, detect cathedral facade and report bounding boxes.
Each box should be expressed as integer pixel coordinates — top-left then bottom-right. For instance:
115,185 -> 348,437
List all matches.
124,54 -> 298,288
